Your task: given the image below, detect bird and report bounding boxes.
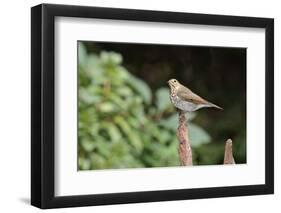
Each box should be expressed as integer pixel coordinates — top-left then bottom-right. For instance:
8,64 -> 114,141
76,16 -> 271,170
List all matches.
168,79 -> 223,112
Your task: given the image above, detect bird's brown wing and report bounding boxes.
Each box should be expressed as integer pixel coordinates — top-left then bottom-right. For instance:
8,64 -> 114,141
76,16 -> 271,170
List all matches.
177,87 -> 209,105
177,87 -> 223,110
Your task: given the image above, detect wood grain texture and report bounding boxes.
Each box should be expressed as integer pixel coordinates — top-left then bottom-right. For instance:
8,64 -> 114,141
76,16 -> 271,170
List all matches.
223,139 -> 235,164
176,110 -> 193,166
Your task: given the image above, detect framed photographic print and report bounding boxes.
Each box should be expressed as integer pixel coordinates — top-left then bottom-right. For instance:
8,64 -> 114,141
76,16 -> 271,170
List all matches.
31,3 -> 274,209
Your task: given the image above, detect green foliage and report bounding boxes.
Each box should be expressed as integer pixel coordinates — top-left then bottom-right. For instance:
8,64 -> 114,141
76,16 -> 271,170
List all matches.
78,43 -> 211,170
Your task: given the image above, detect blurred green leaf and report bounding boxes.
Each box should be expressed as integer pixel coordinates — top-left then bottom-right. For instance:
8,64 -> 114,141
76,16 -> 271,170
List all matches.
116,87 -> 133,97
104,123 -> 122,142
79,87 -> 101,104
79,157 -> 91,170
114,116 -> 143,152
90,153 -> 106,169
99,102 -> 117,113
127,74 -> 152,104
159,113 -> 197,130
189,123 -> 211,147
156,88 -> 170,111
101,51 -> 123,65
159,114 -> 178,130
78,42 -> 87,67
80,139 -> 95,152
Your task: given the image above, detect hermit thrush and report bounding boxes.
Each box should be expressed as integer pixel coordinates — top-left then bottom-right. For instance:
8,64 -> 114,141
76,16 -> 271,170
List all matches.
168,79 -> 223,112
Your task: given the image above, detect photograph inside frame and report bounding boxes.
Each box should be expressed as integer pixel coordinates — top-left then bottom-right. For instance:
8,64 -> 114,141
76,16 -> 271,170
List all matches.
77,40 -> 246,170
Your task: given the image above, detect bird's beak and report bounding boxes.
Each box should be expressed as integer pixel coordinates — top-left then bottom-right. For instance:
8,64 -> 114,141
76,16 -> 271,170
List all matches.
167,81 -> 172,88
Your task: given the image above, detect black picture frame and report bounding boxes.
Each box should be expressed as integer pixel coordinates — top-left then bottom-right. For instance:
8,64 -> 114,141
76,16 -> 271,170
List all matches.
31,3 -> 274,209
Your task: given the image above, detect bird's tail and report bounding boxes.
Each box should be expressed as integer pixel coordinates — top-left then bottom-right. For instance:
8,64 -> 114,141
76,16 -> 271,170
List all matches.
208,102 -> 223,110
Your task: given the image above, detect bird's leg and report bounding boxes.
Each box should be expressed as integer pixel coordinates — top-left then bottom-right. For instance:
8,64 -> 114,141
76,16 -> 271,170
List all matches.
177,110 -> 193,166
